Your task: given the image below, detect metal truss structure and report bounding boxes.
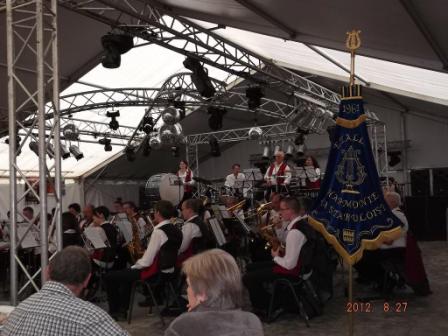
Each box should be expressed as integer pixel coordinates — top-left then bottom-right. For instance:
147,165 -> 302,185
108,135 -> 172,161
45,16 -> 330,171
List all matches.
5,0 -> 62,305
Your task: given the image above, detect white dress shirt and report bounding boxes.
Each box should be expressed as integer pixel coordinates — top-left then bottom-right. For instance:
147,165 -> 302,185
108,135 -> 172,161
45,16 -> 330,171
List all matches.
225,173 -> 246,188
381,208 -> 408,249
179,215 -> 202,254
273,215 -> 307,270
264,162 -> 292,185
132,219 -> 170,271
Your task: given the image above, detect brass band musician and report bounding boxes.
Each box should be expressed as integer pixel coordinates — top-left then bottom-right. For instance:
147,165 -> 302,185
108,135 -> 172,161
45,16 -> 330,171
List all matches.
264,151 -> 292,199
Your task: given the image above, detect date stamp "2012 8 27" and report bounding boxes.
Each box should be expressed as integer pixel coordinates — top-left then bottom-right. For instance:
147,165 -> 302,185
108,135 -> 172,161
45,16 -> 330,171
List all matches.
346,301 -> 408,313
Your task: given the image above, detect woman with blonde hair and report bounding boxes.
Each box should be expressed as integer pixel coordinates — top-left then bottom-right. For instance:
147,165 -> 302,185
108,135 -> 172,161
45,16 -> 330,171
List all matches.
165,249 -> 263,336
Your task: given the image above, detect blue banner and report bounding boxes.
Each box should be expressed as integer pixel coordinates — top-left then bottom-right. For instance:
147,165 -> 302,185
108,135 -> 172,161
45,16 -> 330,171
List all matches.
309,96 -> 402,265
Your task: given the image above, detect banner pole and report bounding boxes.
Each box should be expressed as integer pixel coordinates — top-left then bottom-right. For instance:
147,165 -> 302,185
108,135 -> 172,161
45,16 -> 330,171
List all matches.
348,264 -> 354,336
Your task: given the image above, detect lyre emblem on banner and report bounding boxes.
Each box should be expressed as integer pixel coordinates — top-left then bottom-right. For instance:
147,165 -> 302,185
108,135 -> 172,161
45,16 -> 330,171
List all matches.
346,30 -> 361,52
335,146 -> 367,194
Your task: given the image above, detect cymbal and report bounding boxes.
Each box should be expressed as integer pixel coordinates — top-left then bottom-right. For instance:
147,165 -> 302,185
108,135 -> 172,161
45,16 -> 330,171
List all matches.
193,176 -> 212,185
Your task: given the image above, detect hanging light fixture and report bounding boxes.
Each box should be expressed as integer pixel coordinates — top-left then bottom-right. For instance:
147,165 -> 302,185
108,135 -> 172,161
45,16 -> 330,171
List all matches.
69,145 -> 84,161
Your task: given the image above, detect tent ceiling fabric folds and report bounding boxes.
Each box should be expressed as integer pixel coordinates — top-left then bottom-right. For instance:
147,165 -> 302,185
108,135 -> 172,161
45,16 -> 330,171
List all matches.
1,0 -> 447,178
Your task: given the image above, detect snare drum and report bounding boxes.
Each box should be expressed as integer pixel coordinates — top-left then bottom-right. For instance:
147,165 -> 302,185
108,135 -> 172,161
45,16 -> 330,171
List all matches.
145,173 -> 185,206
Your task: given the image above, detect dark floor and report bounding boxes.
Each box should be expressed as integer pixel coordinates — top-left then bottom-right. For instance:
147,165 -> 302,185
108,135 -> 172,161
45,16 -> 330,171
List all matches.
1,242 -> 447,335
117,241 -> 448,336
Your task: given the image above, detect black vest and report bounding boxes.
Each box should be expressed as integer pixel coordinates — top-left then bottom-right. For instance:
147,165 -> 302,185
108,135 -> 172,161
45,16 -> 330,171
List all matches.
189,216 -> 212,253
158,223 -> 183,271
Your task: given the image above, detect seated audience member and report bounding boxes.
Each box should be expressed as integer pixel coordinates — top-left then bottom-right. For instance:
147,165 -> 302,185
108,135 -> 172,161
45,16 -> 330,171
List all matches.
104,200 -> 182,320
355,191 -> 408,285
165,249 -> 263,336
243,197 -> 309,313
178,199 -> 211,264
1,246 -> 128,336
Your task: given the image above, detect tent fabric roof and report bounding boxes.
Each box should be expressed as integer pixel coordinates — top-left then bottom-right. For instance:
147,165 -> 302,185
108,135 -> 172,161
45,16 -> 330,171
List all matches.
1,1 -> 447,178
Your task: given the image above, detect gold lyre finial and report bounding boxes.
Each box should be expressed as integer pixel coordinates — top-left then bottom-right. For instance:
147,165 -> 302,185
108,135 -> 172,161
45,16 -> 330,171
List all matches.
346,30 -> 361,87
342,30 -> 362,99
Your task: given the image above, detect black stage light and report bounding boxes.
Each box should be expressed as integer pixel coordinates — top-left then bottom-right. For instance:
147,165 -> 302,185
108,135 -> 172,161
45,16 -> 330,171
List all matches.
183,57 -> 216,98
107,111 -> 120,130
69,145 -> 84,161
174,101 -> 186,119
208,106 -> 227,131
99,137 -> 112,152
101,33 -> 134,69
5,135 -> 22,155
388,151 -> 401,167
29,141 -> 39,157
209,136 -> 221,157
61,144 -> 70,159
125,146 -> 136,162
171,146 -> 180,157
141,116 -> 154,134
246,86 -> 264,110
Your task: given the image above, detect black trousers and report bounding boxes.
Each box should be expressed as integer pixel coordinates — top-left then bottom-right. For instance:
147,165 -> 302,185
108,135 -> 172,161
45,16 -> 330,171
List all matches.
243,261 -> 283,310
105,268 -> 142,314
354,248 -> 406,284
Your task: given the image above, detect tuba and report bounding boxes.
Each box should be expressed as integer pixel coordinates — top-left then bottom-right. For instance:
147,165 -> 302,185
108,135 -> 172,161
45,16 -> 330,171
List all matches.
127,214 -> 145,263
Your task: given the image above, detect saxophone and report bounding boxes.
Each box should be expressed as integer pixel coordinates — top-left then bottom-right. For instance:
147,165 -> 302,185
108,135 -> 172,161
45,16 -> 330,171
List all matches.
128,214 -> 144,263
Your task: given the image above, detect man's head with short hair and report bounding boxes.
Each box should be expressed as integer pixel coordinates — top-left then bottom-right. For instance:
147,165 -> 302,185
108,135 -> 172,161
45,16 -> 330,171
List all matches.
183,249 -> 243,311
83,204 -> 94,219
68,203 -> 81,215
385,191 -> 401,210
154,200 -> 175,223
231,163 -> 241,175
123,201 -> 138,216
181,199 -> 199,221
274,150 -> 285,164
92,206 -> 110,226
48,246 -> 92,296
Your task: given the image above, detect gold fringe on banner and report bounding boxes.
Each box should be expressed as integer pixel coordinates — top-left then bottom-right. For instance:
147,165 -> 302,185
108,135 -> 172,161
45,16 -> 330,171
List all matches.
308,216 -> 403,265
336,114 -> 367,129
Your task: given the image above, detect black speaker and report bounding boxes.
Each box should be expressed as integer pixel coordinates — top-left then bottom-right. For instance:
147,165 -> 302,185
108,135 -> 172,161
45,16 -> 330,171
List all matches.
433,168 -> 448,197
410,169 -> 430,196
404,196 -> 448,241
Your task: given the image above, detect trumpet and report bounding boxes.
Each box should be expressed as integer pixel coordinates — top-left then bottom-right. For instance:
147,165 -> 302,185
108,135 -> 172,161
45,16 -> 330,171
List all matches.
226,199 -> 246,212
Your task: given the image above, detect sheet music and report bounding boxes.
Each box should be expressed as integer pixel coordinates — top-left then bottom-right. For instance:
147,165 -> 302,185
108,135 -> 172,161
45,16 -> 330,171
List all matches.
218,205 -> 232,219
243,168 -> 264,181
84,227 -> 108,249
115,217 -> 133,244
17,224 -> 39,249
233,211 -> 251,234
208,218 -> 226,246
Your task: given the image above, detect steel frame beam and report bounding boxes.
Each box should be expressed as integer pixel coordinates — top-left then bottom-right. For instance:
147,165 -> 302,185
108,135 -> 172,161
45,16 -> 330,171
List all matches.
6,0 -> 62,304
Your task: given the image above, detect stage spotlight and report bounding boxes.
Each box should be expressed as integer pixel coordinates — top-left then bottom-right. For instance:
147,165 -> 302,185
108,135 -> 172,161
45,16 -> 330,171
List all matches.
142,138 -> 151,157
101,33 -> 134,69
294,129 -> 307,146
248,126 -> 262,140
29,141 -> 39,157
173,101 -> 186,119
209,136 -> 221,157
141,116 -> 154,134
107,111 -> 120,130
296,144 -> 306,157
99,137 -> 112,152
262,145 -> 270,159
69,145 -> 84,161
60,143 -> 70,159
208,106 -> 227,131
149,135 -> 162,150
286,144 -> 294,158
161,106 -> 180,126
388,151 -> 401,167
183,57 -> 216,98
171,146 -> 180,157
62,124 -> 79,141
5,136 -> 22,155
125,146 -> 136,162
246,86 -> 264,110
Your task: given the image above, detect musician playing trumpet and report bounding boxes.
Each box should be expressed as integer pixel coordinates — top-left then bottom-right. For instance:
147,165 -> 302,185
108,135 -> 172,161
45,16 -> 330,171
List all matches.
243,197 -> 309,314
